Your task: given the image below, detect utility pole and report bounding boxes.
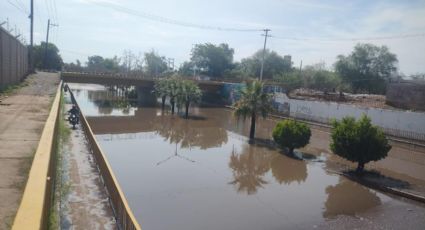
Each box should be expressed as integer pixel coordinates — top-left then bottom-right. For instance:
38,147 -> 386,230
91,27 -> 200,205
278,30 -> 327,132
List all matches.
29,0 -> 34,72
44,19 -> 58,69
260,29 -> 271,81
168,58 -> 175,70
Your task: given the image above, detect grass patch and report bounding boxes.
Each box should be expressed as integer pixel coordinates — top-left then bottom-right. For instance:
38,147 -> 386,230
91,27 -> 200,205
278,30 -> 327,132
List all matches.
49,90 -> 71,230
0,81 -> 29,96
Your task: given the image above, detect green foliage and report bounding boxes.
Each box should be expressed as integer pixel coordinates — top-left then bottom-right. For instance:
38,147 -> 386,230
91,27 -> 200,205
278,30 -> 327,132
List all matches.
178,61 -> 195,77
86,55 -> 120,72
240,49 -> 292,79
330,115 -> 391,172
154,76 -> 202,118
32,42 -> 63,70
335,43 -> 398,94
273,71 -> 303,92
144,50 -> 169,76
191,43 -> 234,78
178,80 -> 202,118
234,80 -> 274,139
272,120 -> 311,154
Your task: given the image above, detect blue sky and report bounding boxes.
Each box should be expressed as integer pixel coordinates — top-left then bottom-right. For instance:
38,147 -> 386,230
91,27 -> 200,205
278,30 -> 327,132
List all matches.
1,0 -> 425,74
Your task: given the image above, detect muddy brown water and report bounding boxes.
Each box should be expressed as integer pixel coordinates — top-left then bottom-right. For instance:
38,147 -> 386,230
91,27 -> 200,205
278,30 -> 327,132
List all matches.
69,83 -> 425,230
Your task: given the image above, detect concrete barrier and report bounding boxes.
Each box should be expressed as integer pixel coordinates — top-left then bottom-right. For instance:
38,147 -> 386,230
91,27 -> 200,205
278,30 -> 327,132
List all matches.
68,89 -> 141,230
12,82 -> 62,229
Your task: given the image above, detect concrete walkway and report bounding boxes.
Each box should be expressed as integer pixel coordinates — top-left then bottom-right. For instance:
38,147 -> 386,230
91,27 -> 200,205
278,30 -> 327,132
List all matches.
59,96 -> 116,229
0,72 -> 59,229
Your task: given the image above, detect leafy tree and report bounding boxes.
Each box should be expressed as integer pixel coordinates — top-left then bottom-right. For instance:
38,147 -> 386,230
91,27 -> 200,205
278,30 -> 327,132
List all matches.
330,115 -> 391,173
178,80 -> 202,119
240,49 -> 292,79
87,55 -> 105,70
166,77 -> 180,114
335,43 -> 398,94
191,43 -> 234,78
32,42 -> 63,70
86,55 -> 120,72
272,119 -> 311,155
234,80 -> 274,140
144,50 -> 168,77
273,71 -> 303,93
178,61 -> 195,77
154,78 -> 169,111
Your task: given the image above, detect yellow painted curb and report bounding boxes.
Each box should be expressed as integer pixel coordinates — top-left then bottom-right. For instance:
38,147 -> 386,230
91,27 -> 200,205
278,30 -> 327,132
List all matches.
12,82 -> 62,230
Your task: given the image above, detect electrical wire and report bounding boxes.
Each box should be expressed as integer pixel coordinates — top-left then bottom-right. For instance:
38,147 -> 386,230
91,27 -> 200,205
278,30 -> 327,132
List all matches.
271,33 -> 425,42
6,0 -> 28,15
86,1 -> 425,42
13,0 -> 29,14
87,1 -> 263,32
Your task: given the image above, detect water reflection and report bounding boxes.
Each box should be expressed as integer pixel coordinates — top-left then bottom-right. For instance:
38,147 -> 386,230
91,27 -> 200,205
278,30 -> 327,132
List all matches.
270,154 -> 307,185
228,144 -> 271,195
323,178 -> 381,218
67,83 -> 424,230
154,114 -> 228,149
88,89 -> 136,115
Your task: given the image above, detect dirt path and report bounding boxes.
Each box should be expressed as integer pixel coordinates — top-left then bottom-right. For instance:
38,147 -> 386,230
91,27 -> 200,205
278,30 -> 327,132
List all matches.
59,97 -> 116,229
0,72 -> 59,229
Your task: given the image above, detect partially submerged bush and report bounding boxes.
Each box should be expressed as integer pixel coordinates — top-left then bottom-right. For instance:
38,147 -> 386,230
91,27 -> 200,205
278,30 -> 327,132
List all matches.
272,119 -> 311,155
330,115 -> 391,173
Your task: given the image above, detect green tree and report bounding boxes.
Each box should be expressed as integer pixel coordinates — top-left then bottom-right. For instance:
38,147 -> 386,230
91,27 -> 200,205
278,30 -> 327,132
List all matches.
178,61 -> 193,77
178,80 -> 202,119
234,80 -> 274,140
272,119 -> 311,155
144,50 -> 168,77
32,42 -> 63,70
273,71 -> 303,93
166,77 -> 180,115
335,43 -> 398,94
154,78 -> 169,111
330,115 -> 391,173
191,43 -> 234,78
240,49 -> 292,79
86,55 -> 120,72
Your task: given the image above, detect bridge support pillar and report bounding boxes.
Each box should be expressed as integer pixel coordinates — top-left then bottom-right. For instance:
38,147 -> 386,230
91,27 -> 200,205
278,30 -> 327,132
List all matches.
136,86 -> 157,106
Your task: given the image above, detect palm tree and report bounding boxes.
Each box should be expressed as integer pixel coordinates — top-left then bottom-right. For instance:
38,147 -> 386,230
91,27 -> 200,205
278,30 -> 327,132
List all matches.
179,80 -> 202,119
234,80 -> 273,140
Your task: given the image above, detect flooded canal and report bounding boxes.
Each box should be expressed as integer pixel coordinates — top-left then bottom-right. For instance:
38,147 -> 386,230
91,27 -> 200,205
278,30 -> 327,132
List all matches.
69,83 -> 425,230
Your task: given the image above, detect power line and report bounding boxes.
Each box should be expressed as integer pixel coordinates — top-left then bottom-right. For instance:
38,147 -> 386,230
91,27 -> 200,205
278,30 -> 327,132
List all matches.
13,0 -> 29,13
6,0 -> 28,15
87,1 -> 263,32
271,33 -> 425,42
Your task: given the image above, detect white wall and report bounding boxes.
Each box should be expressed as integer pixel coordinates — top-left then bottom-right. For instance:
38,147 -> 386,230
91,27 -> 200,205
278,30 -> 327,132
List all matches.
274,93 -> 425,141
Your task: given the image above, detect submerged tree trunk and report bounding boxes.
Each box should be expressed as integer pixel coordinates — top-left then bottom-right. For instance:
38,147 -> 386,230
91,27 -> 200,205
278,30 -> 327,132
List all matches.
161,96 -> 166,111
356,161 -> 365,174
171,97 -> 175,114
289,147 -> 294,156
185,102 -> 190,119
249,113 -> 256,140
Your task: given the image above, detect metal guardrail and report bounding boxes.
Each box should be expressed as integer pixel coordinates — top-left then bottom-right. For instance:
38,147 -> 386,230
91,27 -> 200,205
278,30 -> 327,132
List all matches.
68,89 -> 141,230
61,71 -> 289,86
12,82 -> 62,229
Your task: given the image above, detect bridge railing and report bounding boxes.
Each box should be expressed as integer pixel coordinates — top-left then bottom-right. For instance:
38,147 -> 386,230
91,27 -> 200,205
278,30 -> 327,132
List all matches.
61,71 -> 291,88
68,88 -> 142,230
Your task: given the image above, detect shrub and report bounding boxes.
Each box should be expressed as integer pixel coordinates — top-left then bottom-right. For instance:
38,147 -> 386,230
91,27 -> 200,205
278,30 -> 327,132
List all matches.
330,115 -> 391,173
272,119 -> 311,155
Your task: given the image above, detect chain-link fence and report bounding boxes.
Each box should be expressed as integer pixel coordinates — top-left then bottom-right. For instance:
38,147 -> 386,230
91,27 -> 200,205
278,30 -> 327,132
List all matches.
0,26 -> 29,90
